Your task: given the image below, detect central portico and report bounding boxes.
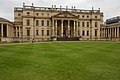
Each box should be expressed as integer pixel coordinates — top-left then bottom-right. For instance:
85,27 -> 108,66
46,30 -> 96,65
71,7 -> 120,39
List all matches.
51,11 -> 79,38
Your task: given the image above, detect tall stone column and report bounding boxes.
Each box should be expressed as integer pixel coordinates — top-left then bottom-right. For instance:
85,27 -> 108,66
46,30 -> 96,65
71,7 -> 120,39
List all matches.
107,28 -> 109,38
19,27 -> 21,37
7,24 -> 9,37
52,20 -> 54,37
106,28 -> 108,38
113,28 -> 115,38
1,24 -> 3,37
16,27 -> 17,37
55,20 -> 57,37
115,27 -> 116,38
117,27 -> 119,38
102,28 -> 103,38
104,28 -> 106,38
73,21 -> 75,37
109,28 -> 111,38
76,21 -> 78,37
111,28 -> 112,38
61,20 -> 63,37
67,20 -> 70,37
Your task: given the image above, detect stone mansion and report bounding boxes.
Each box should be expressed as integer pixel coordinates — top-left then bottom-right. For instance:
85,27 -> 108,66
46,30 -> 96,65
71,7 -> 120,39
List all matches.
0,3 -> 120,42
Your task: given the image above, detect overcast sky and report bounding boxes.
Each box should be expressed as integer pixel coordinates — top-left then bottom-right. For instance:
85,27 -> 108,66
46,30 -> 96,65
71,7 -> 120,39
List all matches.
0,0 -> 120,22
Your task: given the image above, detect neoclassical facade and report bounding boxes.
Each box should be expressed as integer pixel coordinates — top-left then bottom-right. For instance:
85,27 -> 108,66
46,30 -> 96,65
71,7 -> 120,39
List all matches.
1,3 -> 104,42
100,16 -> 120,41
0,18 -> 14,42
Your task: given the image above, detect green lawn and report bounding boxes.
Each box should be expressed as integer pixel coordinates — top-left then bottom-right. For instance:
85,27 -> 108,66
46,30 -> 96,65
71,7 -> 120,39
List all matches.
0,42 -> 120,80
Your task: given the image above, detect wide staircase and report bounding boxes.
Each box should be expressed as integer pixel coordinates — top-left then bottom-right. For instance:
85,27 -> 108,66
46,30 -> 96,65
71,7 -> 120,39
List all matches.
57,37 -> 80,41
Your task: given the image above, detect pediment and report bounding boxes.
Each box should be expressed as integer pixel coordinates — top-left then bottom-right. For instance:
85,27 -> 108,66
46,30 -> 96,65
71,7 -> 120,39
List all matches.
52,12 -> 78,18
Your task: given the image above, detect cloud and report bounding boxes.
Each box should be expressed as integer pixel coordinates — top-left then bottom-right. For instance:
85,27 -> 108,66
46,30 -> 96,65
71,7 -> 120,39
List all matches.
0,0 -> 120,21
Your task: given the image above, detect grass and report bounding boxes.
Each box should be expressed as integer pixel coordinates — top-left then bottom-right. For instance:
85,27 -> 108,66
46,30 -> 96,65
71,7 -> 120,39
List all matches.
0,42 -> 120,80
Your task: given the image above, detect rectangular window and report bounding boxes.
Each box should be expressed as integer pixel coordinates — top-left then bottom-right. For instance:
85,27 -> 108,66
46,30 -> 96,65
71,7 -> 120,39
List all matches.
87,31 -> 89,36
78,22 -> 80,27
82,31 -> 85,36
47,30 -> 49,36
78,30 -> 80,36
95,30 -> 97,36
14,32 -> 16,37
47,20 -> 49,26
87,22 -> 89,27
17,32 -> 19,37
82,22 -> 84,27
42,30 -> 44,36
95,16 -> 97,18
36,20 -> 39,26
57,30 -> 59,36
95,22 -> 97,27
36,30 -> 39,36
41,20 -> 44,26
27,19 -> 30,26
27,30 -> 30,36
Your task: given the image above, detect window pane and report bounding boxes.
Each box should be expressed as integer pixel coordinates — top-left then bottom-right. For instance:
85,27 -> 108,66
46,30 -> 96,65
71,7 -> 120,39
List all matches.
87,22 -> 89,27
82,31 -> 85,36
41,20 -> 44,26
82,22 -> 84,27
95,30 -> 97,36
47,20 -> 49,26
47,30 -> 49,36
36,20 -> 39,26
78,22 -> 80,27
95,22 -> 97,27
27,30 -> 30,36
27,19 -> 30,26
87,31 -> 89,36
36,30 -> 39,35
42,30 -> 44,36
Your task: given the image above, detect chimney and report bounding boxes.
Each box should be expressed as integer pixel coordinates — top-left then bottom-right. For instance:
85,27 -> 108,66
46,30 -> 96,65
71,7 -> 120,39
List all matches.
66,6 -> 68,11
23,2 -> 25,7
54,5 -> 56,8
74,6 -> 76,9
32,3 -> 34,6
72,6 -> 73,9
98,8 -> 100,11
92,7 -> 94,10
